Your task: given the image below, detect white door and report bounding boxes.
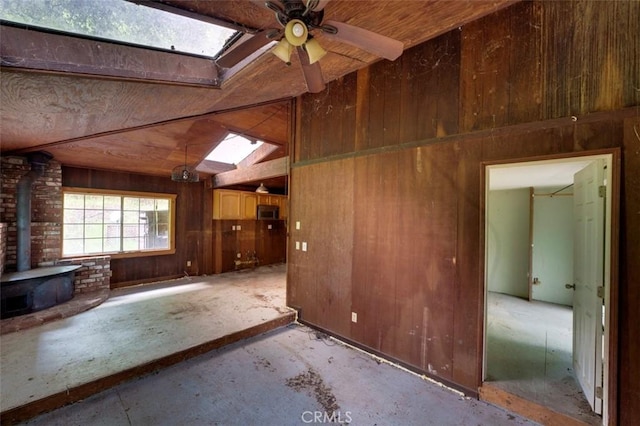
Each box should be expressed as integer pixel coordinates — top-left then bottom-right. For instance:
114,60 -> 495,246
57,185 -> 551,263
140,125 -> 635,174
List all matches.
572,160 -> 605,414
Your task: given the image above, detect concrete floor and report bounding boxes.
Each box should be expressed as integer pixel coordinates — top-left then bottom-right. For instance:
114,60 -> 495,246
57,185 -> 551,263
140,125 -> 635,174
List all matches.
485,292 -> 601,425
2,265 -> 537,425
19,323 -> 537,426
1,264 -> 291,415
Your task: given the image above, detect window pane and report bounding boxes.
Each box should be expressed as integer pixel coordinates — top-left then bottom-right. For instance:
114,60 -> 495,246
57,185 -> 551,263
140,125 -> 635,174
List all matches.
140,198 -> 155,211
84,224 -> 103,238
64,209 -> 85,223
123,198 -> 139,210
105,211 -> 121,224
64,224 -> 84,239
63,239 -> 84,255
105,224 -> 120,238
104,238 -> 121,252
85,238 -> 103,254
0,0 -> 238,58
123,211 -> 140,224
85,195 -> 103,209
104,196 -> 121,210
85,209 -> 103,224
123,237 -> 139,251
64,194 -> 85,209
123,224 -> 140,238
156,199 -> 169,211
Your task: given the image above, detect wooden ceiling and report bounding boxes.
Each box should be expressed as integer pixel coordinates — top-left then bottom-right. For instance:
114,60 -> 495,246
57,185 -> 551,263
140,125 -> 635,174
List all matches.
0,0 -> 517,190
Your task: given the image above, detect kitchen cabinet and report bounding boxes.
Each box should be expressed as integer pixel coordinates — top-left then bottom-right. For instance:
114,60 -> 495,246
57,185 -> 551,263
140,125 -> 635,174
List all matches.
241,193 -> 258,219
214,190 -> 286,220
213,190 -> 241,219
257,194 -> 288,220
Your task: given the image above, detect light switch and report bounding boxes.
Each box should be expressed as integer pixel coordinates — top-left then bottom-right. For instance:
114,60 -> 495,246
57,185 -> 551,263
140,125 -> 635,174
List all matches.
268,224 -> 272,230
295,241 -> 300,250
232,225 -> 236,231
302,242 -> 307,252
296,221 -> 301,230
237,225 -> 241,231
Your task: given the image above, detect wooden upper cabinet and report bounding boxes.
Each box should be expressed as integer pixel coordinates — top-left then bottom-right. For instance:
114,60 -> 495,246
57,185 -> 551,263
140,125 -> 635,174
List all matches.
241,192 -> 258,219
213,190 -> 287,220
257,194 -> 278,206
213,190 -> 241,219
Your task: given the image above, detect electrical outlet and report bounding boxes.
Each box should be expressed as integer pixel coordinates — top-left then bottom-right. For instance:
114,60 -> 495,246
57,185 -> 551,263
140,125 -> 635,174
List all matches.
268,224 -> 272,230
231,225 -> 236,231
351,312 -> 358,323
295,241 -> 300,250
237,225 -> 241,231
302,242 -> 307,252
296,221 -> 301,230
186,260 -> 191,267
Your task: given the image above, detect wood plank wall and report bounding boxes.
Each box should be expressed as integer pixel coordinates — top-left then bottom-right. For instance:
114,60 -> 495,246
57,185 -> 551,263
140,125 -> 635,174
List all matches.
287,1 -> 640,421
63,167 -> 213,286
213,219 -> 286,274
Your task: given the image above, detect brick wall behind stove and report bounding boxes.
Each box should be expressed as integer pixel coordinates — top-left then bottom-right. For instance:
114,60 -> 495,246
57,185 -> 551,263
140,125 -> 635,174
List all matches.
0,223 -> 7,274
0,156 -> 63,269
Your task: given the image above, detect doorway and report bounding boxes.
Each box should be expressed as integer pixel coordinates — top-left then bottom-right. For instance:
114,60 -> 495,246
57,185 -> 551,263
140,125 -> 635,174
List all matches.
482,153 -> 617,425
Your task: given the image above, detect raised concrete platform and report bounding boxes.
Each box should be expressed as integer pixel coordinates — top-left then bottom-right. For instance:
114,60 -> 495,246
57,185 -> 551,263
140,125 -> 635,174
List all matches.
0,264 -> 293,424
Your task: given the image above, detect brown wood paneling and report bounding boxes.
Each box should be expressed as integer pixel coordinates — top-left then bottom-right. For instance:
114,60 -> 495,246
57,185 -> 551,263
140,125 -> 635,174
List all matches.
619,116 -> 640,425
352,152 -> 399,354
542,0 -> 639,119
288,2 -> 640,416
453,137 -> 483,390
310,158 -> 354,337
366,61 -> 387,150
460,1 -> 542,132
255,220 -> 286,266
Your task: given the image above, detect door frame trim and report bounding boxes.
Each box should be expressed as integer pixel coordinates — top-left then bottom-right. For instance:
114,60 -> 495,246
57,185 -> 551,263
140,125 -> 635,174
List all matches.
479,148 -> 620,426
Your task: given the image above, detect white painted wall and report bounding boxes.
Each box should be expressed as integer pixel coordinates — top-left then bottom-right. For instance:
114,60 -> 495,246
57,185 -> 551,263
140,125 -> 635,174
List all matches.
531,189 -> 574,306
487,189 -> 530,298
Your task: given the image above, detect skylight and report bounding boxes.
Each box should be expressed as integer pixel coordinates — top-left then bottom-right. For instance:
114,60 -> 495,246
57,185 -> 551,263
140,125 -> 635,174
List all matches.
0,0 -> 238,58
207,134 -> 264,165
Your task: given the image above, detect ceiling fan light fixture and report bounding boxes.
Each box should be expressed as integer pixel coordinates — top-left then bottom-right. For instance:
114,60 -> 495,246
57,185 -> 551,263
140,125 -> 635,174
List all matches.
304,38 -> 327,64
285,19 -> 308,46
272,38 -> 293,64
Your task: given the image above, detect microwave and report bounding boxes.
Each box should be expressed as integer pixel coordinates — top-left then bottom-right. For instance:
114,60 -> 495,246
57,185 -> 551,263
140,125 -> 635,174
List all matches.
257,204 -> 279,220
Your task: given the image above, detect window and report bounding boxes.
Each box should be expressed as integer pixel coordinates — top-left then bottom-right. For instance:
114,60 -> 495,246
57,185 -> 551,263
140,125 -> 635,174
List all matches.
0,0 -> 238,58
206,133 -> 264,165
62,189 -> 176,258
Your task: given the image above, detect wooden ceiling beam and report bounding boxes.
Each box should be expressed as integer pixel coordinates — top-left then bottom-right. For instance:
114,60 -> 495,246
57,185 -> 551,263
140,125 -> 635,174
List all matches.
237,143 -> 280,168
213,156 -> 288,188
196,160 -> 237,175
0,25 -> 220,87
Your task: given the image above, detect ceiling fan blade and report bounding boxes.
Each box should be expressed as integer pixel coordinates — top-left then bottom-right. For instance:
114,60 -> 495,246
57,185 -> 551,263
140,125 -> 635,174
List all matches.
323,20 -> 404,61
216,30 -> 275,69
297,46 -> 326,93
308,0 -> 331,12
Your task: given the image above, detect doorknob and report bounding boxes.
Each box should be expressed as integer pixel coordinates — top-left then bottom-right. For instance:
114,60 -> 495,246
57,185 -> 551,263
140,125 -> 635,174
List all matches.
565,283 -> 576,290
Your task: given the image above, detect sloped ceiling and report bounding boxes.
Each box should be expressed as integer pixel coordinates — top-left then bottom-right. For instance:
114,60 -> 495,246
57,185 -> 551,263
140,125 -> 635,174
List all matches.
0,0 -> 518,189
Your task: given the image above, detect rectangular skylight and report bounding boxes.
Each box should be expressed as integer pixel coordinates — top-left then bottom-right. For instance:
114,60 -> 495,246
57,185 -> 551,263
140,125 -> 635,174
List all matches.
0,0 -> 238,58
207,134 -> 264,165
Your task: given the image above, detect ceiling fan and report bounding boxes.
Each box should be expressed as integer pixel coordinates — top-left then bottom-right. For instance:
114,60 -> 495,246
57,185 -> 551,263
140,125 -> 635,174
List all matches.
216,0 -> 404,93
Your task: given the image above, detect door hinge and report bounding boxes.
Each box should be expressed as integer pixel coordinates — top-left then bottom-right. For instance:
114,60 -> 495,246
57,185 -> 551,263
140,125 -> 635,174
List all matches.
597,286 -> 605,298
599,185 -> 606,198
596,386 -> 604,399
